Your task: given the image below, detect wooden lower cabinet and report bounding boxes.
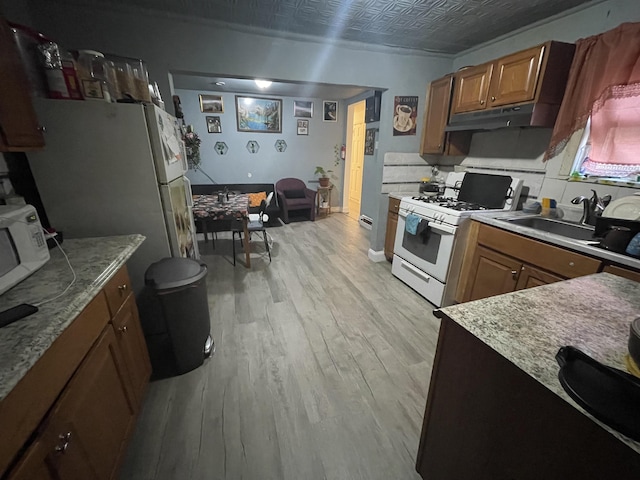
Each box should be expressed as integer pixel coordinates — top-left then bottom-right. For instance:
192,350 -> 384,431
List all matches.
384,197 -> 401,261
416,317 -> 640,480
467,246 -> 521,301
8,326 -> 135,480
3,265 -> 149,480
603,264 -> 640,283
516,264 -> 564,289
112,294 -> 152,409
458,222 -> 602,303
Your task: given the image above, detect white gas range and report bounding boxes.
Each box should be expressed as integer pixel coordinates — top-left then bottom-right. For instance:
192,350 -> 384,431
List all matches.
391,172 -> 523,307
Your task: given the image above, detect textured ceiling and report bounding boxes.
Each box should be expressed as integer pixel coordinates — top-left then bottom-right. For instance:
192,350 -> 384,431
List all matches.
52,0 -> 595,54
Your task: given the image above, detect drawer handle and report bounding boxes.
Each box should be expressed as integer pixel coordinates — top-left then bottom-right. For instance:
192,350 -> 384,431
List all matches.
55,432 -> 72,453
118,284 -> 128,293
119,325 -> 128,334
491,96 -> 496,101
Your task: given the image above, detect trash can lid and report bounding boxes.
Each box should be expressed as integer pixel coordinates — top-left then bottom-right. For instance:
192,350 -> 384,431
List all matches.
144,257 -> 207,290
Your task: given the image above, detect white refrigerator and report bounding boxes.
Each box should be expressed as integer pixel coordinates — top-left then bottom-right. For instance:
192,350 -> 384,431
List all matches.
27,99 -> 199,293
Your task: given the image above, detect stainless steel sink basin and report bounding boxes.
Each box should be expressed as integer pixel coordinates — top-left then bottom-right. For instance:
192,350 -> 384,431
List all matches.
504,216 -> 598,241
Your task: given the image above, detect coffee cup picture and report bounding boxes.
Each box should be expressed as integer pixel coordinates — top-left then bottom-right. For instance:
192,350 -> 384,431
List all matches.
395,105 -> 412,129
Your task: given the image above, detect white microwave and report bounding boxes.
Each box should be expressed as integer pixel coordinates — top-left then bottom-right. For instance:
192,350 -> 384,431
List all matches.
0,204 -> 50,295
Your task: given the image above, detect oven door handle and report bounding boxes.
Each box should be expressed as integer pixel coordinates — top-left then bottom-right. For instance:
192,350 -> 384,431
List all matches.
400,259 -> 432,282
399,210 -> 456,235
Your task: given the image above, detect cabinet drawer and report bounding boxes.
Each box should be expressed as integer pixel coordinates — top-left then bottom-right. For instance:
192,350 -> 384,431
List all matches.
602,265 -> 640,283
104,265 -> 133,316
0,293 -> 110,477
477,223 -> 602,278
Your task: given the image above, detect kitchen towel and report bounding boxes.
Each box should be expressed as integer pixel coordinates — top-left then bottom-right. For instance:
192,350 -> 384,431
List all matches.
405,213 -> 419,235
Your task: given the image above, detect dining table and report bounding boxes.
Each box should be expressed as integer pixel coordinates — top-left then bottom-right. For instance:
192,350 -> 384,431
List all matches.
192,193 -> 252,267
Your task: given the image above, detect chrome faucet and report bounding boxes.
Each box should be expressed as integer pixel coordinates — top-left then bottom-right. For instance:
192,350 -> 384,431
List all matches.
571,189 -> 611,226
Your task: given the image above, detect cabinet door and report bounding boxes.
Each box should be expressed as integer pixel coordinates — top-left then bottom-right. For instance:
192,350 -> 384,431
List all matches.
112,293 -> 152,409
384,212 -> 398,262
0,17 -> 45,151
515,264 -> 564,290
7,326 -> 134,480
465,246 -> 521,302
488,45 -> 544,108
384,198 -> 400,262
420,76 -> 452,154
451,63 -> 493,114
7,422 -> 99,480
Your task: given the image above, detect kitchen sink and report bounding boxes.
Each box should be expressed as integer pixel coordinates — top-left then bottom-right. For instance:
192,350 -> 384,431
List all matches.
504,216 -> 598,242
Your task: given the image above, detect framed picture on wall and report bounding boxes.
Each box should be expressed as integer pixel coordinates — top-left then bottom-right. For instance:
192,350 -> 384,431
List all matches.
206,116 -> 222,133
323,100 -> 338,122
365,128 -> 376,155
199,94 -> 224,113
236,95 -> 282,133
293,100 -> 313,118
297,119 -> 309,135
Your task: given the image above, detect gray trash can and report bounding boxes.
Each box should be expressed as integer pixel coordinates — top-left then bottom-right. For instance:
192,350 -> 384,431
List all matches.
140,257 -> 213,377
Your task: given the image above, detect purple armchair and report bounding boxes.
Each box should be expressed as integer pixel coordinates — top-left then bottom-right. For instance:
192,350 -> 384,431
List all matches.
275,178 -> 317,223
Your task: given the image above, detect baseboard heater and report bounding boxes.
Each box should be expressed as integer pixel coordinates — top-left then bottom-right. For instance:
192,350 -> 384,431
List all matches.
359,215 -> 373,230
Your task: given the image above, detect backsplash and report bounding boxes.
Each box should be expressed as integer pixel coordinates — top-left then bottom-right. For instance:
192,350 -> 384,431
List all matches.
382,153 -> 434,194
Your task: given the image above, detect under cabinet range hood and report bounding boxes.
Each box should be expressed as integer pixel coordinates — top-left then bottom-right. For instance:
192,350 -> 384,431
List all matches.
445,102 -> 560,132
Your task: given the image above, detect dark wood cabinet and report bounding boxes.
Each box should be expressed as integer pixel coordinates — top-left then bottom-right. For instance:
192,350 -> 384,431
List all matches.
488,44 -> 544,108
416,317 -> 640,480
420,76 -> 471,156
451,41 -> 575,119
466,245 -> 521,301
451,63 -> 493,114
384,197 -> 400,262
0,16 -> 45,152
112,294 -> 152,409
2,265 -> 150,480
603,264 -> 640,283
457,222 -> 602,303
7,326 -> 135,480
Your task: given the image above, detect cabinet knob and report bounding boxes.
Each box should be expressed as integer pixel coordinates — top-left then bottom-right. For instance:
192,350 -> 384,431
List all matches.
479,100 -> 485,105
118,284 -> 128,293
55,432 -> 72,453
119,325 -> 128,334
511,270 -> 518,279
491,96 -> 496,101
437,144 -> 442,149
37,125 -> 46,132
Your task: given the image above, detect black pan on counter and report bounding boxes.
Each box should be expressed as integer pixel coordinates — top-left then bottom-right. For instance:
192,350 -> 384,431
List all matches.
457,173 -> 512,209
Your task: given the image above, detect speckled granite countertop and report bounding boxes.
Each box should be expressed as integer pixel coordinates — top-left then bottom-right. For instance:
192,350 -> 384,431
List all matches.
473,212 -> 640,270
388,192 -> 418,200
0,234 -> 144,402
437,273 -> 640,454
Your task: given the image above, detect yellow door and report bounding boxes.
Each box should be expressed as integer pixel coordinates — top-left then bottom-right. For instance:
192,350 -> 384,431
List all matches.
348,101 -> 366,221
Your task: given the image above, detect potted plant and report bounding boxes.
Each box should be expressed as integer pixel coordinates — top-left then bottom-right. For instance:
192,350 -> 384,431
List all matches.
314,166 -> 333,187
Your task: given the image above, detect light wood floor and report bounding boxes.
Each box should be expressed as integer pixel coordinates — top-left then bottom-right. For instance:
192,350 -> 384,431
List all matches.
120,213 -> 441,480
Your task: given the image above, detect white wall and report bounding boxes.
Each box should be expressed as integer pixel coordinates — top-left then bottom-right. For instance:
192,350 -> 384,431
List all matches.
449,0 -> 640,212
9,0 -> 453,252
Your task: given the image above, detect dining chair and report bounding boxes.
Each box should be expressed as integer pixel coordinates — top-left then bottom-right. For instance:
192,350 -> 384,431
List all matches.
232,199 -> 271,265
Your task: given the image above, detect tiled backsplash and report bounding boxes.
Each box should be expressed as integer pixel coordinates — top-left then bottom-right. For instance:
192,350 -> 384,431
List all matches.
381,153 -> 433,194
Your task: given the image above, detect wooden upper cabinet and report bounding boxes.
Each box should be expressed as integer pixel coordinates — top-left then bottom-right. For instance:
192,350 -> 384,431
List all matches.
488,45 -> 544,108
451,63 -> 493,114
420,76 -> 471,156
420,76 -> 453,154
450,41 -> 575,117
0,16 -> 44,151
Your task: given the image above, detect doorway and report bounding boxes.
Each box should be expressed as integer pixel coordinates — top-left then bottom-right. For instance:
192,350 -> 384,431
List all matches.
345,100 -> 365,222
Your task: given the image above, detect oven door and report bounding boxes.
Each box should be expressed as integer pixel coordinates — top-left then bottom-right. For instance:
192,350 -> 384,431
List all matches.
394,208 -> 456,283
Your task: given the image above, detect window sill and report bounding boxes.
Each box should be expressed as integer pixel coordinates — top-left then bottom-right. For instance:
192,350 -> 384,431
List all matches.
568,175 -> 640,189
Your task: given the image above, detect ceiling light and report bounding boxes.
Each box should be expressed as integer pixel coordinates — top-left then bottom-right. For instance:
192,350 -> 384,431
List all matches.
214,81 -> 225,86
254,79 -> 272,89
